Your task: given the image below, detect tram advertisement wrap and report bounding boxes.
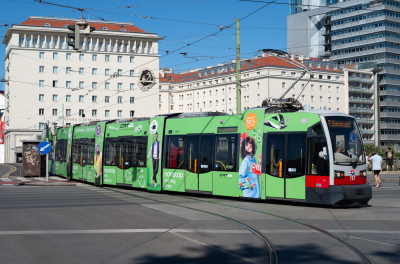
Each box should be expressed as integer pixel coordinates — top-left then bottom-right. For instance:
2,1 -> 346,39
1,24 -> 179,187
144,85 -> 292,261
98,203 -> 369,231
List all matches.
95,123 -> 105,185
239,110 -> 264,199
147,117 -> 164,191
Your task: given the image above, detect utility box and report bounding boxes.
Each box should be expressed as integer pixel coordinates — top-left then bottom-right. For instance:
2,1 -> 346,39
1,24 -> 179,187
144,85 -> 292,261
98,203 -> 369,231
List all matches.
22,140 -> 46,177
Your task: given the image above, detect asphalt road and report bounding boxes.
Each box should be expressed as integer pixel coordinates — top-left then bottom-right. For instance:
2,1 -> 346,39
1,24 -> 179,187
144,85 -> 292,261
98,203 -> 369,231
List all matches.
0,164 -> 399,263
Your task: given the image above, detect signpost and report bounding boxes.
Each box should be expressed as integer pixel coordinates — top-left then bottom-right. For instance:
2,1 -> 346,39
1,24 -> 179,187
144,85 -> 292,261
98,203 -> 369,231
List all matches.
39,141 -> 51,182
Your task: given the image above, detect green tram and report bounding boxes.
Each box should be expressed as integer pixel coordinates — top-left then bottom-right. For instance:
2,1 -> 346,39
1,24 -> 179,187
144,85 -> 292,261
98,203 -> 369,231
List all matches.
49,108 -> 372,205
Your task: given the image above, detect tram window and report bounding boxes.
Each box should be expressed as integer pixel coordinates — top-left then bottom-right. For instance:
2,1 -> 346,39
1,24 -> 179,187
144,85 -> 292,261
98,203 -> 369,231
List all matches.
311,123 -> 324,136
164,135 -> 186,169
105,138 -> 118,166
200,135 -> 214,174
116,137 -> 125,169
265,134 -> 285,177
186,136 -> 200,173
133,136 -> 148,167
214,134 -> 238,172
286,134 -> 307,178
308,137 -> 329,176
72,139 -> 80,164
87,139 -> 95,165
124,137 -> 134,169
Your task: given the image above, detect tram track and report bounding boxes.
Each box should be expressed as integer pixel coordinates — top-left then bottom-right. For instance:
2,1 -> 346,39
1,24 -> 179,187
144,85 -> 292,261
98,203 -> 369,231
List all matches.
97,187 -> 278,264
173,194 -> 375,264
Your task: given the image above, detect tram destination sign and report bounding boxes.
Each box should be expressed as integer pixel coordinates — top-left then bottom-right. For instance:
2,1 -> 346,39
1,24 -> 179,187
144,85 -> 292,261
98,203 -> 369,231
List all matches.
217,127 -> 238,133
327,120 -> 351,128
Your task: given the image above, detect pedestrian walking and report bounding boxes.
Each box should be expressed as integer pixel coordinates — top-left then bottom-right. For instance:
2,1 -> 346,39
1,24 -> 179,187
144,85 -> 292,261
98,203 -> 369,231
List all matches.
385,148 -> 395,171
368,151 -> 383,188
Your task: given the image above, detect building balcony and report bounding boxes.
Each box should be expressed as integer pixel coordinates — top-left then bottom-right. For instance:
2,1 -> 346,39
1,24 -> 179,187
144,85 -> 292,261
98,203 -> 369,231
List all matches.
380,112 -> 400,118
380,101 -> 400,107
349,88 -> 374,94
379,90 -> 400,96
363,140 -> 375,145
380,123 -> 400,130
361,129 -> 374,134
349,98 -> 374,104
356,119 -> 375,124
349,108 -> 374,114
348,77 -> 374,83
380,135 -> 400,141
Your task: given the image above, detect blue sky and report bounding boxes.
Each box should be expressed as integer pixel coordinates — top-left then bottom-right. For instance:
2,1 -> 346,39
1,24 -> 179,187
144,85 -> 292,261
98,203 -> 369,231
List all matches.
0,0 -> 290,89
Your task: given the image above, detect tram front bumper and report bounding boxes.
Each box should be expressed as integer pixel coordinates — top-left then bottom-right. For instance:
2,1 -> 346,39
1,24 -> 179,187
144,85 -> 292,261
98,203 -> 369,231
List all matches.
306,184 -> 372,205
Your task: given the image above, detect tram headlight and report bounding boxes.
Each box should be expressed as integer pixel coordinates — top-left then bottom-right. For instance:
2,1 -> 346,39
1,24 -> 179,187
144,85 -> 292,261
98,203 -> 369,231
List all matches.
334,170 -> 345,178
360,170 -> 367,178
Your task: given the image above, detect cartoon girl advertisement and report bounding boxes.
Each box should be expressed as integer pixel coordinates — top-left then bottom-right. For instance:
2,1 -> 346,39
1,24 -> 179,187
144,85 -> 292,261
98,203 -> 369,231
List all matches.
239,132 -> 262,198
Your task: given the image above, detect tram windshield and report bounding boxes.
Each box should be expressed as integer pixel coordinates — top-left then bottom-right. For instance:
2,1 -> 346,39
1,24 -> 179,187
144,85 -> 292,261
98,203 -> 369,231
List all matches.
325,116 -> 364,165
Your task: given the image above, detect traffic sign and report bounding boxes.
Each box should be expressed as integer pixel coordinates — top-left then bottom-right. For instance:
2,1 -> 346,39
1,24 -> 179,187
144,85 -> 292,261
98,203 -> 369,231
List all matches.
39,141 -> 51,155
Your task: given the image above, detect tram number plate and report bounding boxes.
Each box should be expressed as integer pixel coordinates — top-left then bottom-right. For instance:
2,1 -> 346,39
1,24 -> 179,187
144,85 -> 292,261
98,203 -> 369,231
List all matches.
251,163 -> 261,175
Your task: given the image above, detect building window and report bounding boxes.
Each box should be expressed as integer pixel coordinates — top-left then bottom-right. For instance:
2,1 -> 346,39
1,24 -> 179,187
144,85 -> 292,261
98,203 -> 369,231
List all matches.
118,69 -> 122,75
336,76 -> 339,81
328,97 -> 331,103
39,66 -> 44,73
92,96 -> 97,103
118,96 -> 122,103
118,83 -> 122,90
39,123 -> 44,129
216,100 -> 218,106
66,67 -> 71,74
291,72 -> 295,77
79,95 -> 84,102
320,85 -> 323,91
328,86 -> 331,92
79,54 -> 84,61
337,97 -> 340,103
203,92 -> 205,97
92,68 -> 97,75
117,56 -> 122,62
92,54 -> 97,61
53,52 -> 58,59
319,75 -> 323,79
92,82 -> 97,89
229,98 -> 231,104
336,87 -> 339,93
52,109 -> 57,116
130,111 -> 135,117
39,80 -> 44,87
311,96 -> 314,102
53,81 -> 58,87
311,85 -> 314,91
215,90 -> 218,95
209,101 -> 212,107
39,94 -> 44,101
79,81 -> 84,89
130,56 -> 134,63
105,96 -> 110,103
130,97 -> 135,104
105,55 -> 110,62
117,110 -> 122,117
66,95 -> 71,102
257,94 -> 260,100
105,110 -> 110,117
302,95 -> 305,101
281,71 -> 286,76
66,81 -> 71,88
66,53 -> 71,60
39,52 -> 44,59
282,82 -> 285,88
130,83 -> 134,90
320,96 -> 323,102
53,66 -> 58,74
79,109 -> 84,116
66,109 -> 71,116
130,70 -> 134,77
105,69 -> 110,75
79,68 -> 84,75
39,108 -> 44,116
92,110 -> 97,117
105,83 -> 110,89
257,72 -> 260,76
52,95 -> 58,102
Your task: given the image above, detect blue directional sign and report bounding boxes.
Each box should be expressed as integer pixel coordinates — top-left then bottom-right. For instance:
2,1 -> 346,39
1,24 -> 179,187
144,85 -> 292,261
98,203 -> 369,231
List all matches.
39,141 -> 51,155
350,133 -> 356,141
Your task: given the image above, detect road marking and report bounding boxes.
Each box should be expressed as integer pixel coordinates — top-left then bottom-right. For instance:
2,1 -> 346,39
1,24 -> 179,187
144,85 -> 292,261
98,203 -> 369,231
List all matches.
34,178 -> 46,181
16,177 -> 30,181
0,178 -> 12,181
170,232 -> 260,264
170,229 -> 250,234
349,236 -> 400,247
328,230 -> 400,234
0,184 -> 14,186
0,229 -> 169,235
50,176 -> 67,181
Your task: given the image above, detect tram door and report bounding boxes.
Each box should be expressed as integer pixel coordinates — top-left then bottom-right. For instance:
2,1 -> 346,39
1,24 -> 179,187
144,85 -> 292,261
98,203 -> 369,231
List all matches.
116,137 -> 134,185
185,134 -> 214,192
265,133 -> 307,199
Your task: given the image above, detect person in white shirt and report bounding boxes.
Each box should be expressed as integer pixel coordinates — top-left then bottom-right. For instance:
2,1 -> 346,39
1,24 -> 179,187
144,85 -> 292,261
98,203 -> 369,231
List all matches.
368,151 -> 383,188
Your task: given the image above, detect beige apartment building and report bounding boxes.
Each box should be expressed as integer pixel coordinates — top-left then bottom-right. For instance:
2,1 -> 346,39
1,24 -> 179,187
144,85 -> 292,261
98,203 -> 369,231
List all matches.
2,16 -> 161,162
159,55 -> 347,115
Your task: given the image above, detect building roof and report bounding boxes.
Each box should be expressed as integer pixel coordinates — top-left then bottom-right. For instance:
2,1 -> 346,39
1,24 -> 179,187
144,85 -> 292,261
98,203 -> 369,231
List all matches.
160,55 -> 342,83
20,17 -> 146,33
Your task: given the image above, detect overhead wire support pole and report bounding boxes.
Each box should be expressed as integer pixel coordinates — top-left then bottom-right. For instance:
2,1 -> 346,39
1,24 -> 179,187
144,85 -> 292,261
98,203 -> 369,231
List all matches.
236,18 -> 241,115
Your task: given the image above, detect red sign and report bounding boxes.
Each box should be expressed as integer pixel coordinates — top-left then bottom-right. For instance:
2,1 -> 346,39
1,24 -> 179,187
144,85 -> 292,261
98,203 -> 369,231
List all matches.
251,163 -> 261,175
